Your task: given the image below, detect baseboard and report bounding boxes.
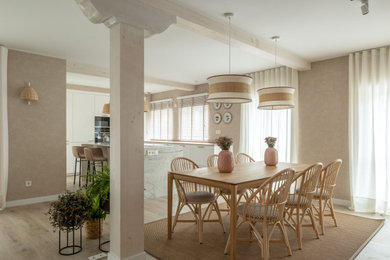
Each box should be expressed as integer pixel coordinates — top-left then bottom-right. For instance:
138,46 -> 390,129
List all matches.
6,194 -> 59,208
332,198 -> 351,207
108,251 -> 146,260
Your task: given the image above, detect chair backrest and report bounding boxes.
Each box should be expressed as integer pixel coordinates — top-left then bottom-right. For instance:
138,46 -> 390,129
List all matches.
243,168 -> 295,222
318,159 -> 342,199
207,154 -> 218,167
236,153 -> 255,164
170,157 -> 208,202
293,163 -> 323,208
72,146 -> 85,158
84,147 -> 104,161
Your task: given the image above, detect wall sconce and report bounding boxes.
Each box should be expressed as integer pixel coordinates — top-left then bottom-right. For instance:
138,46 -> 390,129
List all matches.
102,103 -> 110,114
20,82 -> 39,105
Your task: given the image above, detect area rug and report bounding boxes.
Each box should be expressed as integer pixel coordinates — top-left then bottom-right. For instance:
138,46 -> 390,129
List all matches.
144,211 -> 384,260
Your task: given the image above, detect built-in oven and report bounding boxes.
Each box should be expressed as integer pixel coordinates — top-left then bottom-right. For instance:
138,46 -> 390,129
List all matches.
95,116 -> 110,144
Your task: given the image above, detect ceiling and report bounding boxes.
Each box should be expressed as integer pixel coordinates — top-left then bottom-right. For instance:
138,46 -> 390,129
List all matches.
1,0 -> 390,89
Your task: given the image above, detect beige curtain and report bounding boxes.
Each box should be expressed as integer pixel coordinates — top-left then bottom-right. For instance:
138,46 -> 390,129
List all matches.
0,46 -> 8,210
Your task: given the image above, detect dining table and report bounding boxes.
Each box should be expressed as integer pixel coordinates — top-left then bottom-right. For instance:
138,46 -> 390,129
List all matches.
167,161 -> 309,260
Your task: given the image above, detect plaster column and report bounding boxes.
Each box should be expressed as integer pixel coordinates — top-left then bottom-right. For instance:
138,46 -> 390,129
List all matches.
109,22 -> 145,260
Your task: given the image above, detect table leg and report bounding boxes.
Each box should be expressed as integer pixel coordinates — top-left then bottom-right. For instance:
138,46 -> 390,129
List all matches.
230,185 -> 238,260
168,173 -> 173,239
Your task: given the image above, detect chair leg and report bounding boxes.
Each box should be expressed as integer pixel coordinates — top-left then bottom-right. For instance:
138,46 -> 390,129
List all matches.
328,199 -> 338,227
296,208 -> 303,250
86,161 -> 90,185
73,158 -> 77,185
79,159 -> 82,187
213,201 -> 225,233
92,161 -> 96,182
308,207 -> 320,239
319,199 -> 325,235
278,220 -> 292,256
198,205 -> 203,244
172,202 -> 184,233
262,221 -> 269,260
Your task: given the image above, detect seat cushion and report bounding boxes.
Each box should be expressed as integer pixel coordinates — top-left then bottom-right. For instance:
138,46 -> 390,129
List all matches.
185,191 -> 216,203
286,194 -> 310,208
237,203 -> 279,220
220,188 -> 247,195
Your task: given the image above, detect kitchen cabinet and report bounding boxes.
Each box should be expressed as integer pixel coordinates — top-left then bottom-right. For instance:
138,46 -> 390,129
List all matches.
66,90 -> 109,174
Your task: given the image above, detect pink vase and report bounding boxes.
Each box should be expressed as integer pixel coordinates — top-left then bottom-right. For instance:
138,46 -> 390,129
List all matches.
218,150 -> 234,173
264,147 -> 278,166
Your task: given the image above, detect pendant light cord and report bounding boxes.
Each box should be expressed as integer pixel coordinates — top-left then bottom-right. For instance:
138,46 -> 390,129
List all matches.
228,15 -> 231,74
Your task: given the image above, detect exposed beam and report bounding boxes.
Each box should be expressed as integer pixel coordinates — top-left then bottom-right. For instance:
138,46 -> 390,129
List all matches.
142,0 -> 311,71
66,61 -> 195,92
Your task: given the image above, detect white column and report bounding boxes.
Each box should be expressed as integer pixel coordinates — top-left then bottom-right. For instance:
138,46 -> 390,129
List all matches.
109,22 -> 145,260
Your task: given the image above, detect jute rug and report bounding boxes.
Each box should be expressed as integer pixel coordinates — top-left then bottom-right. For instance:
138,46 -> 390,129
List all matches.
145,211 -> 384,260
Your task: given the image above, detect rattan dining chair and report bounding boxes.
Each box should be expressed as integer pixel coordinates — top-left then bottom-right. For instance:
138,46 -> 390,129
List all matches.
224,168 -> 295,260
207,154 -> 219,168
170,157 -> 225,244
284,163 -> 323,249
236,153 -> 255,164
312,159 -> 342,235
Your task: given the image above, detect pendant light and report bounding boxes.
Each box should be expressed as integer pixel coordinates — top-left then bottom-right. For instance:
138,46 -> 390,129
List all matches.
207,13 -> 253,104
257,36 -> 295,110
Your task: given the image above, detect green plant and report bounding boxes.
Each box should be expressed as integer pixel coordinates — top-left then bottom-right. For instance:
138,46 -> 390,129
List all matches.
215,136 -> 233,150
47,190 -> 90,231
84,165 -> 110,220
265,137 -> 277,148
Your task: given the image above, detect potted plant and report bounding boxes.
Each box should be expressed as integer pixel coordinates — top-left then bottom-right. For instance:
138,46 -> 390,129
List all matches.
264,137 -> 278,166
216,136 -> 234,173
47,190 -> 90,255
84,165 -> 110,239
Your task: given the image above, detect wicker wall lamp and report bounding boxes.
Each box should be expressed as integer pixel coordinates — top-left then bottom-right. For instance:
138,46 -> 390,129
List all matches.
102,100 -> 149,114
207,13 -> 253,104
20,82 -> 39,105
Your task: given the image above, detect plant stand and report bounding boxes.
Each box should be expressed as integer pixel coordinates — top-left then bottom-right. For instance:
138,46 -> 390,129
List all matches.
98,218 -> 110,253
58,228 -> 83,255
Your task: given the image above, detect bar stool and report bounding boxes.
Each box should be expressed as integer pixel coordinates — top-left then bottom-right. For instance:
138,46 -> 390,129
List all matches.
71,146 -> 86,187
84,147 -> 108,184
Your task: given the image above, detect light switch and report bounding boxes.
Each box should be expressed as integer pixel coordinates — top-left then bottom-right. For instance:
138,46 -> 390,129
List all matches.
216,129 -> 221,135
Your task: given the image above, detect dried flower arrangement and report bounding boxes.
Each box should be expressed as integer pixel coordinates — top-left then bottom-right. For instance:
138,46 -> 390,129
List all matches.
215,136 -> 233,150
264,137 -> 277,148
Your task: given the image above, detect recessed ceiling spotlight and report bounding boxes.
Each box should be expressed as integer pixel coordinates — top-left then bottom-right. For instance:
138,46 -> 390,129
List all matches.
351,0 -> 369,15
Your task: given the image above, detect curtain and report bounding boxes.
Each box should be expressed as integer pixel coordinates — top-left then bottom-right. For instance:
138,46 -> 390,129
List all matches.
349,46 -> 390,214
240,67 -> 299,162
0,46 -> 8,210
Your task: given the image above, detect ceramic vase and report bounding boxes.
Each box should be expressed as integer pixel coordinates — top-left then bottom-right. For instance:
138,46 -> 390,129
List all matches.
218,150 -> 234,173
264,147 -> 278,166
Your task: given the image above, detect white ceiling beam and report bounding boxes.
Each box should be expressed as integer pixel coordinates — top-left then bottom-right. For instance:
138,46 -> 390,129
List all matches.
66,61 -> 195,92
142,0 -> 311,71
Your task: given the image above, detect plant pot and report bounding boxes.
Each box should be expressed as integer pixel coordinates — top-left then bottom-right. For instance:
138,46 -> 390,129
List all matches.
217,150 -> 234,173
84,219 -> 102,239
264,147 -> 278,166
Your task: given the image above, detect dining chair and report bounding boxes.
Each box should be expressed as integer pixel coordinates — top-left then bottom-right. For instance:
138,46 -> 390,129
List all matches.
170,157 -> 225,244
284,163 -> 323,249
224,168 -> 295,260
206,154 -> 248,213
236,153 -> 255,164
312,159 -> 342,235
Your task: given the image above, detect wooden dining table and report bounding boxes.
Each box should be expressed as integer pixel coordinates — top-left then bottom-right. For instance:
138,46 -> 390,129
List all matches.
167,161 -> 309,260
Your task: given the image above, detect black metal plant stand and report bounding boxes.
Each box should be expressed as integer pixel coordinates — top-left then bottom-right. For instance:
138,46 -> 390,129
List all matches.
58,228 -> 83,255
98,219 -> 110,253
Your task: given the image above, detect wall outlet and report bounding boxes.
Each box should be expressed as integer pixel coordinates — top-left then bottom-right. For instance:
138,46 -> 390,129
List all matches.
25,180 -> 32,187
216,129 -> 222,135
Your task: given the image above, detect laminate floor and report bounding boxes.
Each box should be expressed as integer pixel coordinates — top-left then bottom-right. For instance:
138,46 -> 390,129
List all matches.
0,177 -> 387,260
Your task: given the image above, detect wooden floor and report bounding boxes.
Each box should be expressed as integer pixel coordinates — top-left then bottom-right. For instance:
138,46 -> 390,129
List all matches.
0,176 -> 388,260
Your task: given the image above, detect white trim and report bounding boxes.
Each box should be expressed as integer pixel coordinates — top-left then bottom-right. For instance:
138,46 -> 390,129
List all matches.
149,98 -> 173,104
108,251 -> 146,260
176,93 -> 208,100
6,194 -> 59,208
332,198 -> 351,208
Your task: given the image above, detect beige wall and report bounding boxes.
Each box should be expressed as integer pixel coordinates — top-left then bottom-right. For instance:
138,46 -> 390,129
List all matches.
7,50 -> 66,201
298,56 -> 350,201
150,84 -> 241,151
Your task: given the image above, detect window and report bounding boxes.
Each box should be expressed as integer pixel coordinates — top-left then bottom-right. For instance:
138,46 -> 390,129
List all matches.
150,99 -> 173,140
178,94 -> 209,141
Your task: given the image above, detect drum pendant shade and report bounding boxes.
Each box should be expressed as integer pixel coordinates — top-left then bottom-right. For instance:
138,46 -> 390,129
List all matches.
257,86 -> 295,110
207,74 -> 253,103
